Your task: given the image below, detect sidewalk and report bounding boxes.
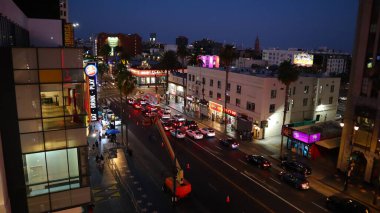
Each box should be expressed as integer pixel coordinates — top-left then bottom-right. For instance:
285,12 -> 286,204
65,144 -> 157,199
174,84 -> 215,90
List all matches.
164,103 -> 380,211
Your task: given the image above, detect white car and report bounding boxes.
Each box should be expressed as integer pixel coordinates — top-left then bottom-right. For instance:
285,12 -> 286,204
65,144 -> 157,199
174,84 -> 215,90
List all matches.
173,114 -> 185,121
186,130 -> 204,140
106,110 -> 114,119
170,129 -> 185,139
200,128 -> 215,137
162,112 -> 171,119
164,107 -> 171,113
101,119 -> 110,126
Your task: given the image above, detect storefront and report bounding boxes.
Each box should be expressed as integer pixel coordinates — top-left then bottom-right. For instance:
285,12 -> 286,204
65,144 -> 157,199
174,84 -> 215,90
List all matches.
129,68 -> 166,87
282,126 -> 321,159
168,83 -> 185,104
225,108 -> 237,132
208,101 -> 237,132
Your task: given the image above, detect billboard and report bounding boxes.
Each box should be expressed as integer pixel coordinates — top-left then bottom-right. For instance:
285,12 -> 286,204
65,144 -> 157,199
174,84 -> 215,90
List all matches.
64,23 -> 74,47
293,52 -> 313,67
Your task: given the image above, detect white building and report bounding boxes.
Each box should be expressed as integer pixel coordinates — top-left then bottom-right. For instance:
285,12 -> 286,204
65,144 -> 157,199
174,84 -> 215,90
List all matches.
186,66 -> 340,139
59,0 -> 69,22
262,48 -> 302,66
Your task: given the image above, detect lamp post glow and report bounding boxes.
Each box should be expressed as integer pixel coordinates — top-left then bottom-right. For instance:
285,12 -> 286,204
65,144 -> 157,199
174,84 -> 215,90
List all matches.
72,22 -> 79,28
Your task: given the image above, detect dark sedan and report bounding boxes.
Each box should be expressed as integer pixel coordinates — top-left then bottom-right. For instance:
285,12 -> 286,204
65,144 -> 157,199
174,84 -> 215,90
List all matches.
281,160 -> 312,176
219,138 -> 239,149
326,196 -> 370,213
278,171 -> 310,190
246,155 -> 272,169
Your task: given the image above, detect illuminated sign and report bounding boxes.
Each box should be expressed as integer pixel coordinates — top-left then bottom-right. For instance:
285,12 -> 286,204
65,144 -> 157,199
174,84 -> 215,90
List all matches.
199,55 -> 220,68
209,101 -> 223,113
282,126 -> 293,137
224,108 -> 236,116
129,68 -> 167,76
64,23 -> 74,47
84,64 -> 98,77
86,63 -> 98,121
292,131 -> 321,143
293,53 -> 314,67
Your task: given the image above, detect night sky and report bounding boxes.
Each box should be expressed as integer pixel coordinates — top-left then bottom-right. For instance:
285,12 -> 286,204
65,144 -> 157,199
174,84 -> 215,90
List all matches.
70,0 -> 358,52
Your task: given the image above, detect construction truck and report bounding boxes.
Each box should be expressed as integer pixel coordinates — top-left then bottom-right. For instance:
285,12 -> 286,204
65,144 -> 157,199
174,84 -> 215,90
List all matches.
152,117 -> 192,201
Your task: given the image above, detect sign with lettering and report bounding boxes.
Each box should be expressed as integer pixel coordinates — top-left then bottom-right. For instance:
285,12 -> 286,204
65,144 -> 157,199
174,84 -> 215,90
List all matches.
85,63 -> 98,121
224,108 -> 236,116
209,101 -> 223,113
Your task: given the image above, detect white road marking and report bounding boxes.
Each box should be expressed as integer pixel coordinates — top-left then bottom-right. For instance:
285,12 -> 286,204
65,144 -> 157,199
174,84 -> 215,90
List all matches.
238,159 -> 248,165
241,171 -> 304,213
215,146 -> 223,150
270,177 -> 281,185
188,139 -> 237,171
312,202 -> 328,212
208,183 -> 217,191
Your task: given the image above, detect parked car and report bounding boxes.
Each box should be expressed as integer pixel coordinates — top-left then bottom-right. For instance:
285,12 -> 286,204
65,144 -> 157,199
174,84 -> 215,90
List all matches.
186,130 -> 204,140
246,155 -> 271,169
325,195 -> 370,213
170,129 -> 185,139
281,160 -> 312,176
199,127 -> 215,137
219,138 -> 239,149
173,114 -> 185,121
278,171 -> 310,190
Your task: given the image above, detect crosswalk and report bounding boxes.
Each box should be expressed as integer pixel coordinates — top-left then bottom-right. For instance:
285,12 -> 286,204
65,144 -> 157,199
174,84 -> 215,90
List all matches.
101,84 -> 117,90
102,96 -> 126,104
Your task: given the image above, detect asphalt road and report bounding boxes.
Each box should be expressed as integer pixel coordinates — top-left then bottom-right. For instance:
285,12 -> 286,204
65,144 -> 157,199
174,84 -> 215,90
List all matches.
102,87 -> 332,213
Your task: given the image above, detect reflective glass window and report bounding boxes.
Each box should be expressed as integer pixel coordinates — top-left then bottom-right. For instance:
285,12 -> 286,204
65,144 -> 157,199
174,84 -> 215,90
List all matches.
21,132 -> 44,153
15,85 -> 41,119
14,70 -> 39,84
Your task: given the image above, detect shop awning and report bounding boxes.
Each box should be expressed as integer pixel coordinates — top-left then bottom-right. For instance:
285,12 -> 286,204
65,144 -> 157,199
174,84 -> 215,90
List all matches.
315,138 -> 341,149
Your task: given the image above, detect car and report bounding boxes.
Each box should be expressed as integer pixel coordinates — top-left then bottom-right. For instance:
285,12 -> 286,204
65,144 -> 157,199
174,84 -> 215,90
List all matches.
106,110 -> 114,119
281,160 -> 312,176
163,107 -> 171,113
162,112 -> 171,119
219,138 -> 239,149
133,102 -> 142,109
160,117 -> 173,124
127,98 -> 134,104
163,122 -> 174,131
173,114 -> 185,121
102,106 -> 109,113
325,195 -> 370,213
278,171 -> 310,190
101,119 -> 110,126
170,129 -> 185,138
199,127 -> 215,137
146,104 -> 159,112
186,130 -> 204,139
172,120 -> 185,128
144,111 -> 157,118
246,155 -> 272,169
182,120 -> 198,130
139,99 -> 147,105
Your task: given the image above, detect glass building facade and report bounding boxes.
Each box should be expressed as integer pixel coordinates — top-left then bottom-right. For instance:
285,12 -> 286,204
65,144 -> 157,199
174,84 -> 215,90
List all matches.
10,48 -> 90,212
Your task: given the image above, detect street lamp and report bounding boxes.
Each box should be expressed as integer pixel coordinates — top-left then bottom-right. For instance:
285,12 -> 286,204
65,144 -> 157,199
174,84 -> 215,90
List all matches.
72,22 -> 79,28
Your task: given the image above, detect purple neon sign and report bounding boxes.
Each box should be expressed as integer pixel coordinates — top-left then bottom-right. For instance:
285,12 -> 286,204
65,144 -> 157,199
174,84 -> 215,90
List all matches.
292,131 -> 321,143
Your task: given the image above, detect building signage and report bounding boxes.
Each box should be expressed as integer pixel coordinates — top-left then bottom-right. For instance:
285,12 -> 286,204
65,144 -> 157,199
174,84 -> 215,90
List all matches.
293,52 -> 314,67
85,63 -> 98,121
282,126 -> 293,137
209,101 -> 223,113
292,131 -> 321,144
63,23 -> 74,47
84,64 -> 98,77
224,108 -> 236,116
129,68 -> 166,76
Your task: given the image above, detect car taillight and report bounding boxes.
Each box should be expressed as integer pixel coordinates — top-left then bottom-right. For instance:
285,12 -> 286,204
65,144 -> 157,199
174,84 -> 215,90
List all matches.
301,183 -> 309,189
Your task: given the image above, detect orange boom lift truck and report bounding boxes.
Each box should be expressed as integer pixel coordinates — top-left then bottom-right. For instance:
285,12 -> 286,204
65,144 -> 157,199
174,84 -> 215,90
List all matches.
153,117 -> 192,201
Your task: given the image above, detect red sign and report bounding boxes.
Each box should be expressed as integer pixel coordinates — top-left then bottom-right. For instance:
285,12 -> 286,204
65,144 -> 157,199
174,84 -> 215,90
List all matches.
209,102 -> 222,112
224,108 -> 236,116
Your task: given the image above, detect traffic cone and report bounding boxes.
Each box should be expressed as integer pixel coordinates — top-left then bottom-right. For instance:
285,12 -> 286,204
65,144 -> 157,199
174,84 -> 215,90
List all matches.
226,195 -> 230,203
186,163 -> 190,169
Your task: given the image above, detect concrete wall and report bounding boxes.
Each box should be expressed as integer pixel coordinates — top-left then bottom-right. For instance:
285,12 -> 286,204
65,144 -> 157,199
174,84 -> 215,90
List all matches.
28,18 -> 63,47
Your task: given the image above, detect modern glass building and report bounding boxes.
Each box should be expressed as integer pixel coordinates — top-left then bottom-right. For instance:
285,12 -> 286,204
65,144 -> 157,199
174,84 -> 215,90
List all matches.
0,47 -> 91,212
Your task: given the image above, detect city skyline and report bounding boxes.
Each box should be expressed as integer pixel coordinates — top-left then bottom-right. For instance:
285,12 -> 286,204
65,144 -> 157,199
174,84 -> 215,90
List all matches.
70,0 -> 358,52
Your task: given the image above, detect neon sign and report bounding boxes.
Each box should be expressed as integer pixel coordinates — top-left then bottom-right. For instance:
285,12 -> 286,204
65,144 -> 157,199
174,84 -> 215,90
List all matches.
84,64 -> 98,77
209,101 -> 223,112
85,63 -> 98,121
224,108 -> 236,116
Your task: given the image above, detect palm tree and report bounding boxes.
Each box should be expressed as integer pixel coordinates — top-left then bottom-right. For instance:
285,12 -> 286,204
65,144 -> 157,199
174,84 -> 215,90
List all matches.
159,51 -> 181,105
99,44 -> 111,65
116,67 -> 137,149
277,60 -> 300,159
177,45 -> 189,111
219,44 -> 237,133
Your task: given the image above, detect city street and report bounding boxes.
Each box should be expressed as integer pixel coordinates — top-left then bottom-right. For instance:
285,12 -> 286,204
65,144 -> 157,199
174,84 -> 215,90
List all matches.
101,86 -> 332,213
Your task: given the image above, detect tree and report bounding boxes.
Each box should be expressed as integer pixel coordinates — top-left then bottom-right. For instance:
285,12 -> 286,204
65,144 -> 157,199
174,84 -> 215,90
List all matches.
99,44 -> 111,64
97,63 -> 108,81
159,51 -> 181,104
277,60 -> 300,159
219,44 -> 238,133
116,67 -> 137,149
177,45 -> 189,111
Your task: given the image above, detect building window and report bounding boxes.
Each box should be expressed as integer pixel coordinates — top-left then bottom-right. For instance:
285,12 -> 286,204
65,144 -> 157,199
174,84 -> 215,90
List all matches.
209,91 -> 213,98
192,75 -> 195,82
304,86 -> 309,94
303,98 -> 308,106
202,77 -> 205,85
210,79 -> 213,87
217,93 -> 221,100
237,85 -> 241,94
236,98 -> 241,107
226,95 -> 230,103
271,90 -> 277,98
292,87 -> 296,95
246,102 -> 255,112
329,97 -> 333,104
217,81 -> 221,89
227,83 -> 231,91
188,75 -> 191,80
330,85 -> 334,93
319,85 -> 323,94
318,98 -> 322,105
269,104 -> 275,113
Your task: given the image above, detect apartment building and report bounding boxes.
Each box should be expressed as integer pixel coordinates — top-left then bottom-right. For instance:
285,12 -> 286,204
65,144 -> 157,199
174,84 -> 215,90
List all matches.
186,66 -> 340,139
262,48 -> 302,66
337,0 -> 380,183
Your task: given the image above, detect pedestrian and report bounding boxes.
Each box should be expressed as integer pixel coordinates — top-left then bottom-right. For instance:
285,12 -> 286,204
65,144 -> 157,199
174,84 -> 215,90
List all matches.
95,154 -> 100,163
92,144 -> 95,151
99,134 -> 102,142
95,141 -> 99,148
